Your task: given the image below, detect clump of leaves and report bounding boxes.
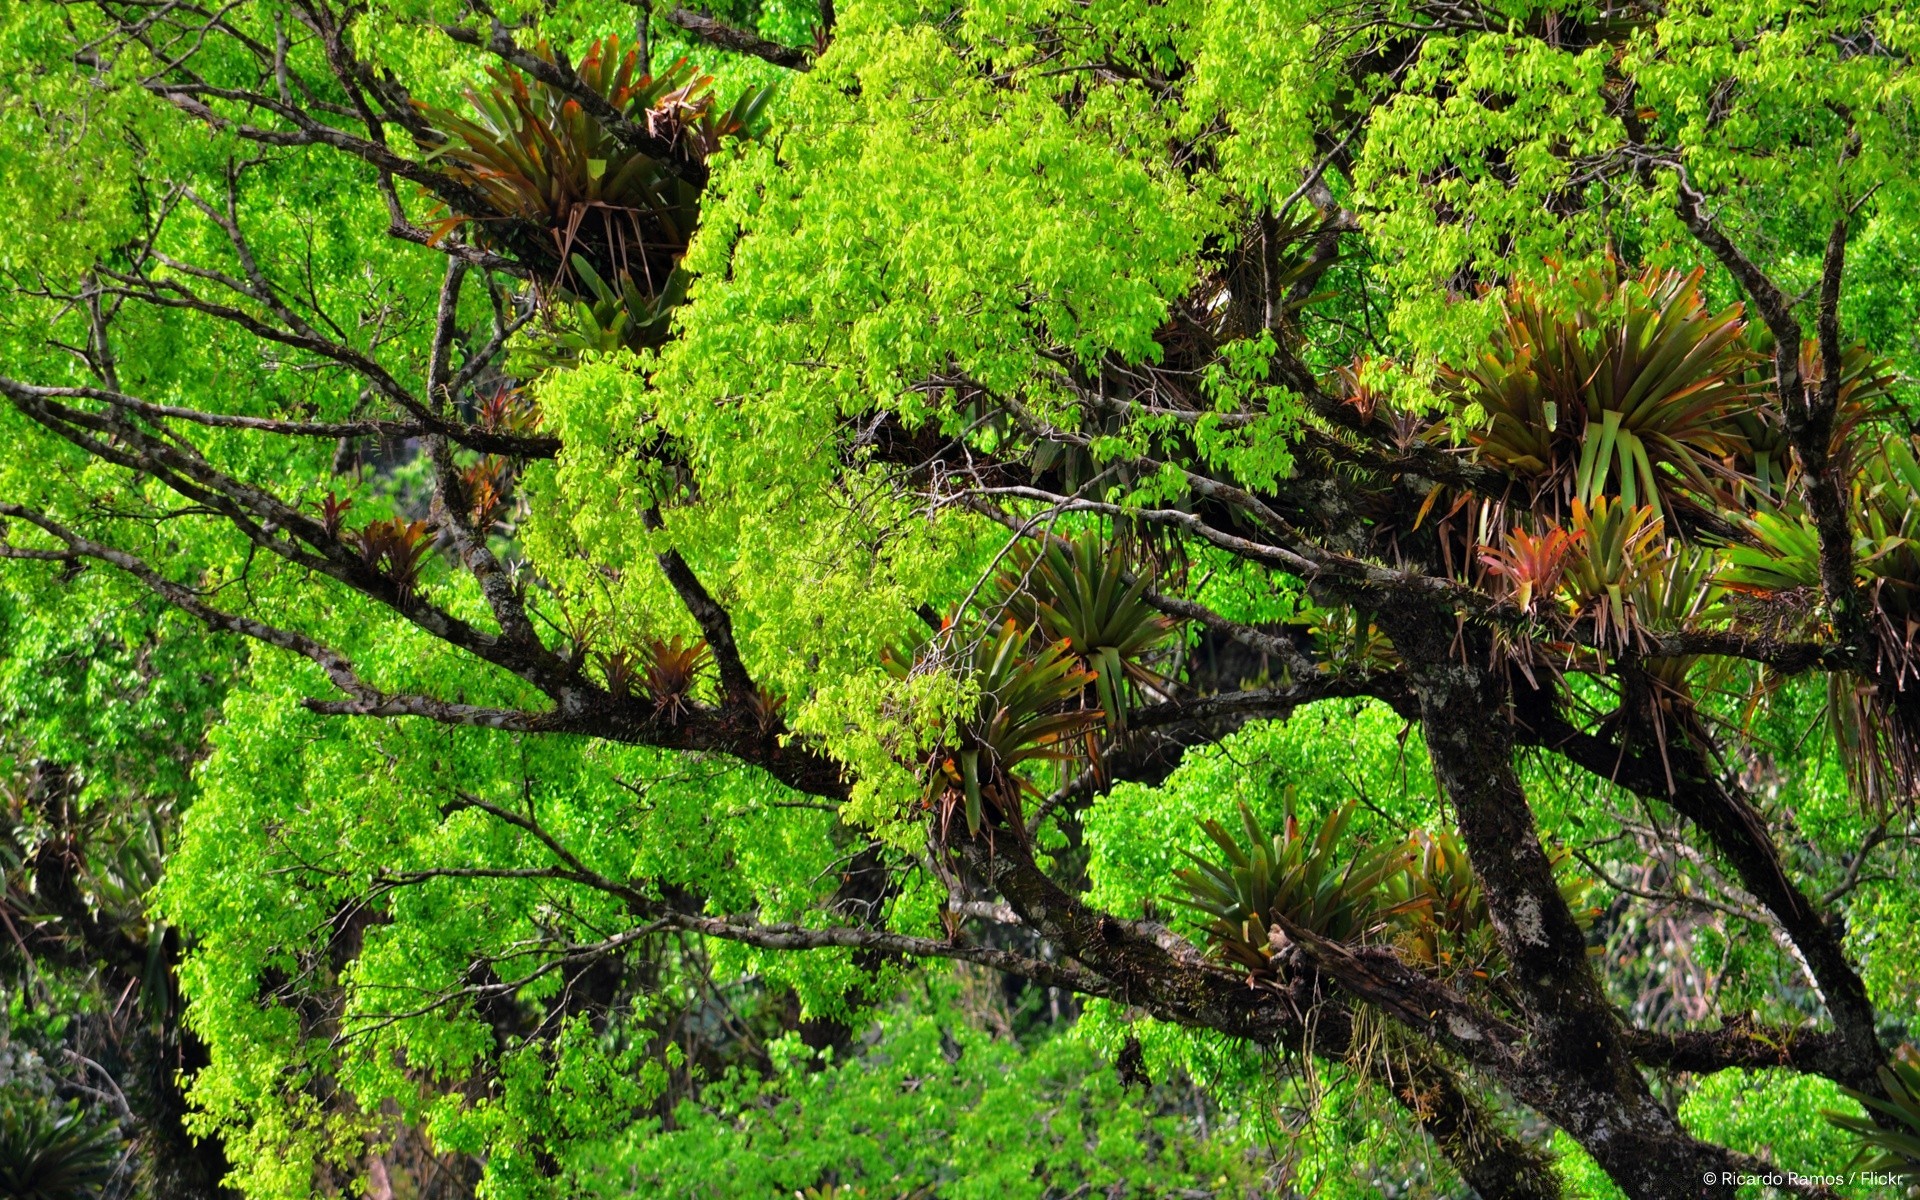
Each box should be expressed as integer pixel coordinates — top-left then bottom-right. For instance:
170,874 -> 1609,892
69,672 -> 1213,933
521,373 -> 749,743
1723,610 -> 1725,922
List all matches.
351,518 -> 437,601
1825,1045 -> 1920,1178
1382,835 -> 1599,982
1561,498 -> 1662,651
1448,265 -> 1757,522
475,384 -> 542,437
544,253 -> 689,361
1175,803 -> 1603,985
1479,525 -> 1579,615
1730,334 -> 1897,500
1591,543 -> 1724,775
1824,672 -> 1920,816
459,456 -> 513,530
1292,604 -> 1398,672
1726,437 -> 1920,627
417,37 -> 771,351
638,636 -> 711,722
994,536 -> 1176,733
1721,436 -> 1920,807
0,1089 -> 121,1200
1170,798 -> 1405,974
317,490 -> 353,539
1381,828 -> 1499,979
746,685 -> 787,732
886,619 -> 1103,837
597,648 -> 641,699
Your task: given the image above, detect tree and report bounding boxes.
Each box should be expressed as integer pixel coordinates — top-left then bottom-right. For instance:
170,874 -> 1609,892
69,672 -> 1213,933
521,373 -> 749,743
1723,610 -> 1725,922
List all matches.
0,1 -> 1916,1198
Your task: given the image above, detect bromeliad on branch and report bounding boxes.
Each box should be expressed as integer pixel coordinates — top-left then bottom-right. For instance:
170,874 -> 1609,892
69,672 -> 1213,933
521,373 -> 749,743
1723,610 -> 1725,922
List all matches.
1447,265 -> 1757,525
993,534 -> 1178,734
886,618 -> 1103,837
417,37 -> 773,351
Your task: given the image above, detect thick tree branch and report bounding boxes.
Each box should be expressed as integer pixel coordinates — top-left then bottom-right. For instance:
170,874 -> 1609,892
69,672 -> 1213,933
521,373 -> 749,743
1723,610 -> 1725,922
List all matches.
1394,1045 -> 1564,1200
642,507 -> 759,704
1671,169 -> 1859,642
1519,709 -> 1885,1090
1130,674 -> 1412,727
1377,628 -> 1765,1200
665,8 -> 812,70
1271,912 -> 1526,1069
1621,1021 -> 1857,1079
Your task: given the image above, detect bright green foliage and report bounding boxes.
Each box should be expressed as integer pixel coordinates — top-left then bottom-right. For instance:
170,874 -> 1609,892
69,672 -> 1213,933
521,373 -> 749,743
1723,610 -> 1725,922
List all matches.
1679,1070 -> 1867,1198
2,0 -> 1919,1195
156,670 -> 855,1197
592,1006 -> 1270,1199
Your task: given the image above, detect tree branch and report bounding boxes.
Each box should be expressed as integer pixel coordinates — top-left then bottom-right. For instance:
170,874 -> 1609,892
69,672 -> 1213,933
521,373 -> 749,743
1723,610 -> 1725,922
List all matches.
1519,708 -> 1885,1090
642,507 -> 759,705
665,8 -> 812,70
1622,1021 -> 1857,1079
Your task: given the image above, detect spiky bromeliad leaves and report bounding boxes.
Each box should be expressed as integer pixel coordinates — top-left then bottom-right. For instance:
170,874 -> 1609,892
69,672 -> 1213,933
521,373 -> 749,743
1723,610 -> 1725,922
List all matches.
1479,525 -> 1580,616
1174,801 -> 1604,986
1730,335 -> 1898,501
596,637 -> 712,721
1383,830 -> 1602,985
317,490 -> 353,539
1627,544 -> 1721,681
459,455 -> 514,530
474,384 -> 543,437
1481,502 -> 1721,748
1291,605 -> 1398,673
885,619 -> 1103,837
547,253 -> 691,360
641,636 -> 712,723
1169,799 -> 1405,975
1826,1046 -> 1920,1178
0,1090 -> 121,1200
417,37 -> 772,351
1723,436 -> 1920,629
351,518 -> 437,601
994,536 -> 1177,733
1449,265 -> 1757,524
1561,497 -> 1664,652
1379,827 -> 1504,981
1723,436 -> 1920,807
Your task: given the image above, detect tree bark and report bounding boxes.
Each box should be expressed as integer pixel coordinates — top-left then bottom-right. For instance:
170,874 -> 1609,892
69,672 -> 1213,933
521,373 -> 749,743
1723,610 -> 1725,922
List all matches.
1384,628 -> 1770,1199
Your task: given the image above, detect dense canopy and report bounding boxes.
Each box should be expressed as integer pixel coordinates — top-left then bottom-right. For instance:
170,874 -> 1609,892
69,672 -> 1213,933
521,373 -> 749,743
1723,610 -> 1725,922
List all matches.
1,1 -> 1918,1198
